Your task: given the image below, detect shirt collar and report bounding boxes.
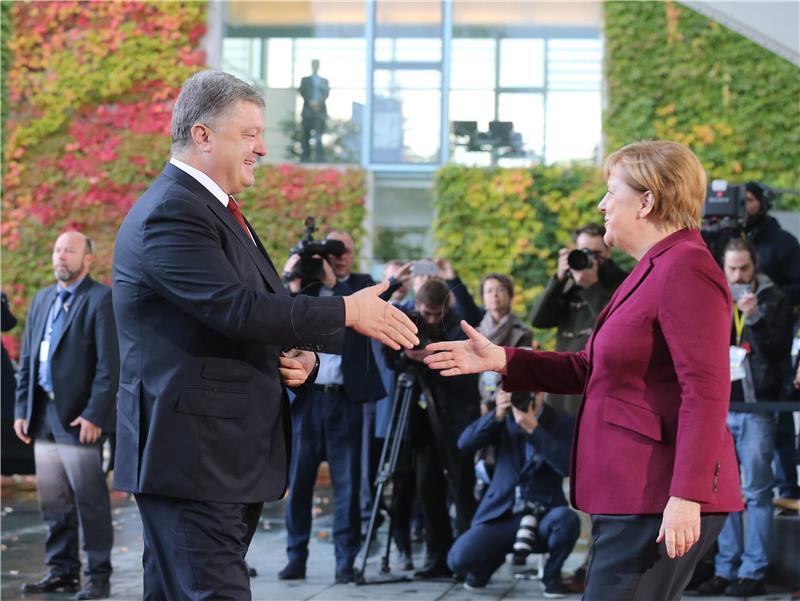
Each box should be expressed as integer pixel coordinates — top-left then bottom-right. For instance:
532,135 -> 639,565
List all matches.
169,157 -> 230,207
56,275 -> 86,297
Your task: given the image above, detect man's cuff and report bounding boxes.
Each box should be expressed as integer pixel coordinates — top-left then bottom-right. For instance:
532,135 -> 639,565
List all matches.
303,352 -> 321,386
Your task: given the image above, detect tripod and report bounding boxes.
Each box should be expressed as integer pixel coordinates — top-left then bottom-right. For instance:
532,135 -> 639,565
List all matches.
356,366 -> 464,585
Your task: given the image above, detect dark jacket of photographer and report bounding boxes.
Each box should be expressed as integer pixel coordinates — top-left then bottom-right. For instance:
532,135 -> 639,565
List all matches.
386,307 -> 481,439
530,260 -> 628,353
299,274 -> 386,402
746,215 -> 800,306
731,274 -> 794,403
457,404 -> 573,526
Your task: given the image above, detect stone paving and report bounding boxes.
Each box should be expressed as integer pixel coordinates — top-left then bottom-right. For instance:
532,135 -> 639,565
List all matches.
1,476 -> 791,601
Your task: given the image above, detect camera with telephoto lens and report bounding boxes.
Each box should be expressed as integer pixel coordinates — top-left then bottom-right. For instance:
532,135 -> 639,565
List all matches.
567,248 -> 600,271
510,391 -> 533,412
512,501 -> 548,562
287,216 -> 346,288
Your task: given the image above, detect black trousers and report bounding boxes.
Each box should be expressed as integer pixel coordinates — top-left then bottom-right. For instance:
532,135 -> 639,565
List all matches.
135,494 -> 262,601
584,513 -> 727,601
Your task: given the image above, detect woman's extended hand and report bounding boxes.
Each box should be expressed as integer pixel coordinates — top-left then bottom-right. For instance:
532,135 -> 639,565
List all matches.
656,496 -> 701,559
424,320 -> 507,376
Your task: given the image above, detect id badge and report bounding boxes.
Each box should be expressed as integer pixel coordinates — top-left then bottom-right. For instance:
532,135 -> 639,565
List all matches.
729,345 -> 747,382
39,340 -> 50,363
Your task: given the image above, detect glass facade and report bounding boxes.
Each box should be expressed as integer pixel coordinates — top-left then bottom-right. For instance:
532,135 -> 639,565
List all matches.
221,0 -> 602,169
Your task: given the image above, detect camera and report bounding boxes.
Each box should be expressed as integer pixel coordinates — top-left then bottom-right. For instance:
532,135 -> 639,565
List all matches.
701,181 -> 748,266
510,391 -> 533,412
411,261 -> 438,277
512,501 -> 547,562
567,248 -> 599,271
287,216 -> 346,288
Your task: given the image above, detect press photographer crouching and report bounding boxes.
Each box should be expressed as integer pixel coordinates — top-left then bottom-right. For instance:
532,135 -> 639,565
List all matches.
385,278 -> 481,578
447,389 -> 579,596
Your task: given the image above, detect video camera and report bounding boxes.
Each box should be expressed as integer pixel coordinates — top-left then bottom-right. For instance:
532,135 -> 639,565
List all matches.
701,180 -> 748,265
287,216 -> 346,288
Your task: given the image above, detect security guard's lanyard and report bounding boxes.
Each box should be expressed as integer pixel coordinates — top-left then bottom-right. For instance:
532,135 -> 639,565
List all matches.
733,305 -> 745,347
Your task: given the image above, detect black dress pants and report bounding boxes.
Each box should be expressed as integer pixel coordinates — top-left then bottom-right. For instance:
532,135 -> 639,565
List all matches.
583,513 -> 727,601
135,494 -> 262,601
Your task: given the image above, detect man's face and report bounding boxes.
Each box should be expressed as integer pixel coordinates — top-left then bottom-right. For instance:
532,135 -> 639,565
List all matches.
52,232 -> 91,284
724,250 -> 756,285
326,232 -> 355,279
205,100 -> 266,196
745,191 -> 762,217
575,233 -> 610,260
482,278 -> 511,316
416,302 -> 446,327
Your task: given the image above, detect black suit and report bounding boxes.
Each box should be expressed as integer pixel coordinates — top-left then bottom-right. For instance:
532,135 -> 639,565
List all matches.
285,273 -> 385,574
112,162 -> 346,599
299,73 -> 329,162
14,276 -> 117,583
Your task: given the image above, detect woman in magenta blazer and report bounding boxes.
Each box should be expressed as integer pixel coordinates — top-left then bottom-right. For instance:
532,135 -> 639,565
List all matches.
425,141 -> 742,600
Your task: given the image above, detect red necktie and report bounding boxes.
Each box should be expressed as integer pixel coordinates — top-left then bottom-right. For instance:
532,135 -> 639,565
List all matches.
227,196 -> 255,243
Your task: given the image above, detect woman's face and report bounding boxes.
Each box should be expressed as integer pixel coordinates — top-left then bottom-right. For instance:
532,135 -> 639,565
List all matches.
598,164 -> 646,253
482,278 -> 511,316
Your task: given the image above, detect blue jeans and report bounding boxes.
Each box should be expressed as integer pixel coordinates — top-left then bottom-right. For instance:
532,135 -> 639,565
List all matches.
715,412 -> 775,581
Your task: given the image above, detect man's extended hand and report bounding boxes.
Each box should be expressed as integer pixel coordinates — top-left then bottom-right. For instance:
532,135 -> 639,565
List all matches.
69,416 -> 102,445
13,418 -> 31,445
424,320 -> 507,376
656,496 -> 701,559
280,349 -> 317,387
343,281 -> 419,350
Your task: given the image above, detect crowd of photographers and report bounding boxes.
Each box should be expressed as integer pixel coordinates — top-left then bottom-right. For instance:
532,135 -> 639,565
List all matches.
278,179 -> 800,595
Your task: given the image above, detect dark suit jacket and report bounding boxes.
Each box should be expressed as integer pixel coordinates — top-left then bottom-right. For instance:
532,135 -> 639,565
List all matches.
458,405 -> 573,527
112,163 -> 346,503
15,276 -> 119,436
504,229 -> 743,515
333,273 -> 385,402
299,74 -> 329,119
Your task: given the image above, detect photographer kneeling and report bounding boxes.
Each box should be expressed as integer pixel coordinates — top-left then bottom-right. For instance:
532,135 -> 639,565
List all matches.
447,389 -> 579,596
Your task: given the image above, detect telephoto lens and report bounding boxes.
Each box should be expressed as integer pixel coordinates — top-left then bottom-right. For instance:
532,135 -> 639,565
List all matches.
512,513 -> 540,562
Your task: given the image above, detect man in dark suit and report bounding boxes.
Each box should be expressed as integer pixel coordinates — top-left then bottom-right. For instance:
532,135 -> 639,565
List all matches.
14,231 -> 118,600
448,390 -> 579,596
279,229 -> 385,582
299,59 -> 329,162
112,70 -> 417,601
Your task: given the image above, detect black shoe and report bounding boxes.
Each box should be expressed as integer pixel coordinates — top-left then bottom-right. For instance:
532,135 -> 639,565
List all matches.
21,572 -> 80,593
278,561 -> 306,580
75,579 -> 110,600
463,573 -> 489,590
394,529 -> 414,571
696,575 -> 731,595
335,567 -> 355,584
724,578 -> 765,597
414,562 -> 452,579
543,578 -> 569,598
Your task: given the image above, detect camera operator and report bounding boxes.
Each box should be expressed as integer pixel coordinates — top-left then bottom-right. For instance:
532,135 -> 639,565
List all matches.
743,181 -> 800,307
696,238 -> 794,597
447,389 -> 579,595
386,278 -> 481,579
279,229 -> 386,584
530,223 -> 627,414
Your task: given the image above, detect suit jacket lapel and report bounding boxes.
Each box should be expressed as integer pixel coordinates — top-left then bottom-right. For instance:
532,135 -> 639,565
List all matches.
161,163 -> 285,294
593,259 -> 654,332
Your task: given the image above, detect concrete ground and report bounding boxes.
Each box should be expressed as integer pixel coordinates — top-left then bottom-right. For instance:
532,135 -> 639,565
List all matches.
1,475 -> 792,601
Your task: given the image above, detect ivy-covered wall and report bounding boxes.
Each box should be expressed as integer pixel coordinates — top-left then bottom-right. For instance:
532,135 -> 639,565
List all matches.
605,1 -> 800,200
1,1 -> 367,357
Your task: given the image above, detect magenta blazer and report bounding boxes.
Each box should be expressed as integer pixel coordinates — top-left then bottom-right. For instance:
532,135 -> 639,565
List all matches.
505,229 -> 743,515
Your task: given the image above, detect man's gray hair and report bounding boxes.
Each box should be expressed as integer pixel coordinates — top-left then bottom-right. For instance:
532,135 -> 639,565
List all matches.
171,70 -> 265,154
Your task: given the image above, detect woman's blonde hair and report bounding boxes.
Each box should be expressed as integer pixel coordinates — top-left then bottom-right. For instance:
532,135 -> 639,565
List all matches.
604,141 -> 707,230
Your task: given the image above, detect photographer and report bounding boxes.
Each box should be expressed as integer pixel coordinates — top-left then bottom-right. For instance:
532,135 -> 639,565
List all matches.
530,223 -> 627,414
279,229 -> 386,584
696,238 -> 794,597
386,278 -> 481,579
447,389 -> 579,596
